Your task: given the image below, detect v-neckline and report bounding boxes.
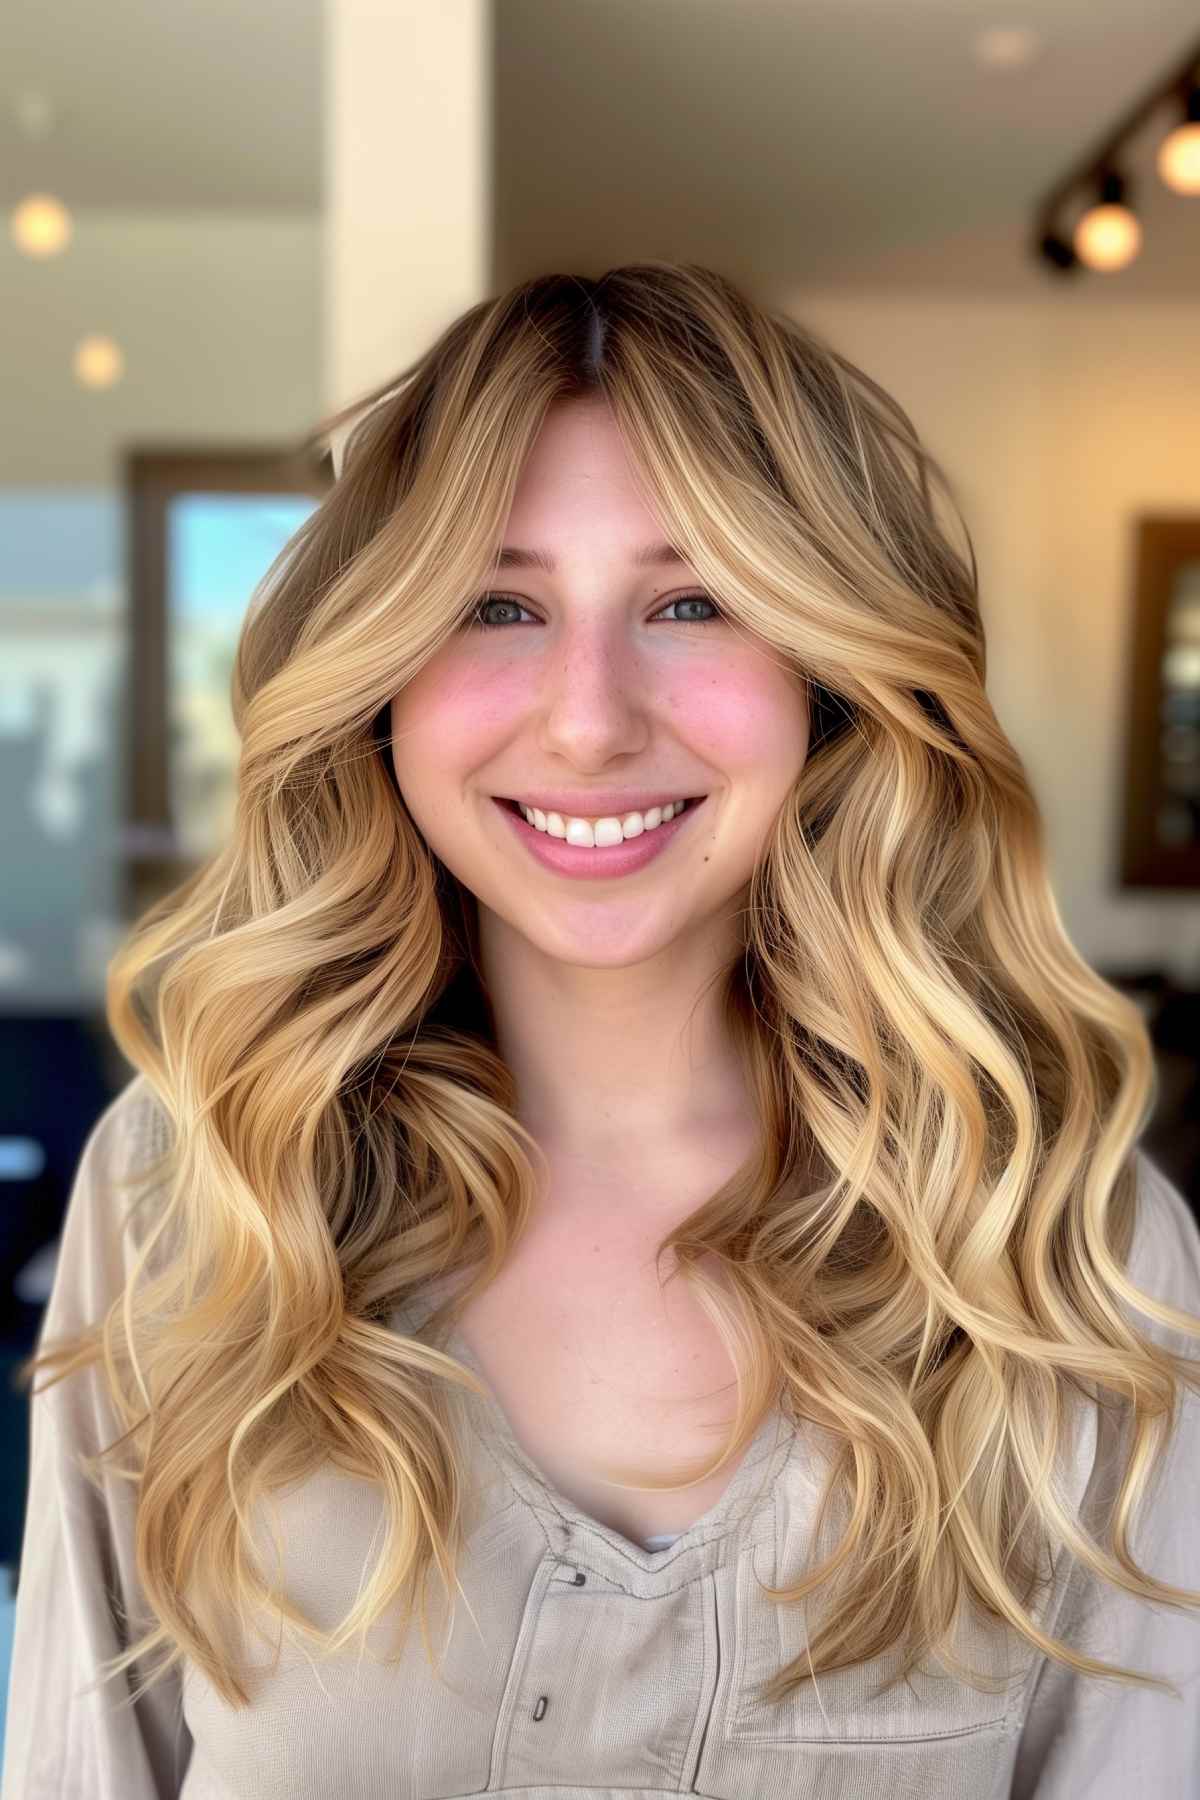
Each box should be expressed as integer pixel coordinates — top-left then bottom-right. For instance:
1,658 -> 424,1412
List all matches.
392,1288 -> 791,1565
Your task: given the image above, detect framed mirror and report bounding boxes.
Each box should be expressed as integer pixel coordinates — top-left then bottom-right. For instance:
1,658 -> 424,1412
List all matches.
1120,515 -> 1200,890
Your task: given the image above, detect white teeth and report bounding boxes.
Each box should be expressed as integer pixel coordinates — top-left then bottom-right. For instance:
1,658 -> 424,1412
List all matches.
516,798 -> 694,846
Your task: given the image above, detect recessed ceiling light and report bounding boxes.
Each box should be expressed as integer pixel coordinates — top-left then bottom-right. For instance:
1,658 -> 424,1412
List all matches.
973,26 -> 1041,70
74,335 -> 125,390
10,193 -> 72,258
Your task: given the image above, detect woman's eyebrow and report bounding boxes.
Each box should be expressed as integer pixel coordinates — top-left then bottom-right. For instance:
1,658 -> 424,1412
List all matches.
494,541 -> 689,573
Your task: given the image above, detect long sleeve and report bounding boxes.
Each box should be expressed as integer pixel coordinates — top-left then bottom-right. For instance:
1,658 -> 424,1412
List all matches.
1,1076 -> 194,1800
1010,1150 -> 1200,1798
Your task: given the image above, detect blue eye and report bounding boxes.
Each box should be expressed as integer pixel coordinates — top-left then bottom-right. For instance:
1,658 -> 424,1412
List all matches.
468,595 -> 534,629
655,593 -> 722,626
466,592 -> 723,629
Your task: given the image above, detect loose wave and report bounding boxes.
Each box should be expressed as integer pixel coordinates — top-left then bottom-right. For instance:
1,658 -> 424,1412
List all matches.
21,262 -> 1200,1717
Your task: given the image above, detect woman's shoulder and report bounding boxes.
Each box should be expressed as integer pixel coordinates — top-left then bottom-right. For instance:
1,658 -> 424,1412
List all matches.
1127,1148 -> 1200,1350
1065,1149 -> 1200,1549
41,1072 -> 178,1342
86,1069 -> 175,1175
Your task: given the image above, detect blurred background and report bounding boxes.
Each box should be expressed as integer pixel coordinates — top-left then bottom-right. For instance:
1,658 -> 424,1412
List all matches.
2,0 -> 1199,1754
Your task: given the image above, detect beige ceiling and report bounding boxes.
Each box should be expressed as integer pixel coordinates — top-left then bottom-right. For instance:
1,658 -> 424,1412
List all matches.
0,0 -> 321,210
3,0 -> 1198,296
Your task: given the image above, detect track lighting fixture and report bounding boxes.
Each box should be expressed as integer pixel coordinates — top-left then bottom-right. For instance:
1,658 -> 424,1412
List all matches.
1033,37 -> 1199,276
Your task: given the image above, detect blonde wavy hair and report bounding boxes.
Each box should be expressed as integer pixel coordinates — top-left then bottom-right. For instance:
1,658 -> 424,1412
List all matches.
21,261 -> 1200,1717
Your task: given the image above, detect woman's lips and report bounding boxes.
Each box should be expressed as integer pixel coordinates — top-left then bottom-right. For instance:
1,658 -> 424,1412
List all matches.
491,793 -> 708,880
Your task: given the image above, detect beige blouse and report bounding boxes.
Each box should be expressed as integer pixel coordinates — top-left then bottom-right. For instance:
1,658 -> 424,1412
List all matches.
4,1075 -> 1200,1798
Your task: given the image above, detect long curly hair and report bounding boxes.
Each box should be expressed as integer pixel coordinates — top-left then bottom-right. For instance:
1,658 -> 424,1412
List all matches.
21,261 -> 1200,1714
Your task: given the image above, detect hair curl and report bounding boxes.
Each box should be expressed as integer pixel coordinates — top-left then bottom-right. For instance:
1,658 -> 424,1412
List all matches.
21,261 -> 1200,1715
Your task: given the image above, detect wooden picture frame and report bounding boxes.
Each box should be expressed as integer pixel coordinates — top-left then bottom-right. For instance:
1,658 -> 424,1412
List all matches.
1119,515 -> 1200,890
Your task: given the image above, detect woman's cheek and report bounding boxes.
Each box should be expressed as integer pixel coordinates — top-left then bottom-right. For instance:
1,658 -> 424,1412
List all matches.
391,654 -> 528,757
669,663 -> 804,772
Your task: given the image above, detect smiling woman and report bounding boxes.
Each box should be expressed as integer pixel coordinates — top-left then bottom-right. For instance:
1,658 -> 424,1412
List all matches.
4,262 -> 1200,1800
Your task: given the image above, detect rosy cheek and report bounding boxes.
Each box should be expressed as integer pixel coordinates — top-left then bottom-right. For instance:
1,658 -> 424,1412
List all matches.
669,667 -> 801,771
451,661 -> 533,733
393,658 -> 530,755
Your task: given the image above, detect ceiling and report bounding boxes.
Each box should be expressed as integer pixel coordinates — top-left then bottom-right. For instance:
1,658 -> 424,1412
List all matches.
3,0 -> 1198,296
0,0 -> 322,210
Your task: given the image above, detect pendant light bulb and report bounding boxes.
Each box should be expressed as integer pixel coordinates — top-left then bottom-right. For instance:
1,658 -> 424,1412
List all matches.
1073,170 -> 1141,272
1157,84 -> 1200,195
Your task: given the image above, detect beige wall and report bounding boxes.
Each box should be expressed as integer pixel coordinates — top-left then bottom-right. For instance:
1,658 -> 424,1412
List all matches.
794,289 -> 1200,982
